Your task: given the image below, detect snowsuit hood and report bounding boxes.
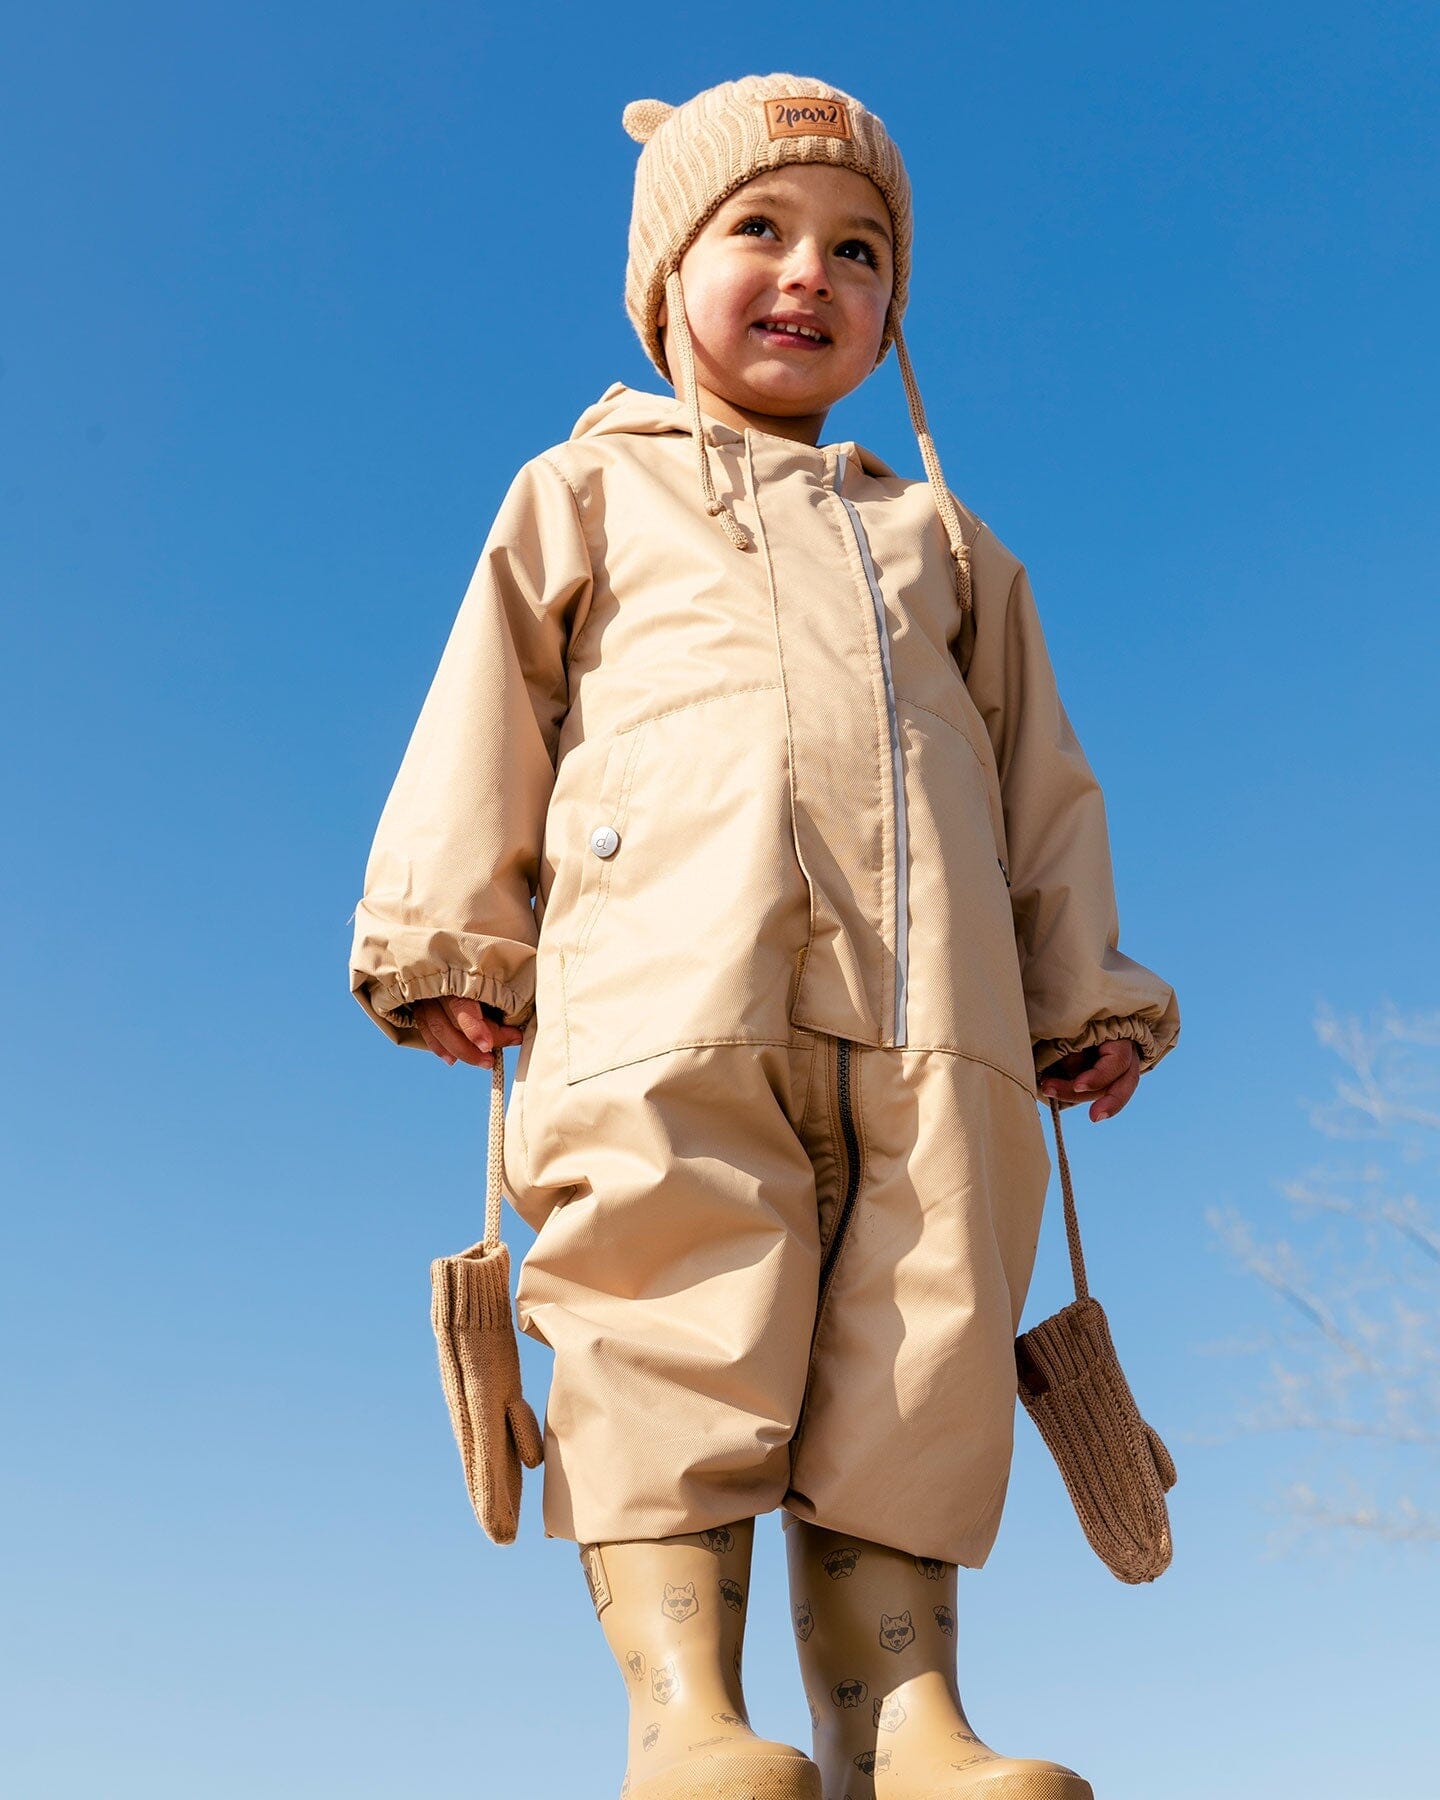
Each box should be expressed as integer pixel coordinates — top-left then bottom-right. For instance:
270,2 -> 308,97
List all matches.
567,380 -> 898,481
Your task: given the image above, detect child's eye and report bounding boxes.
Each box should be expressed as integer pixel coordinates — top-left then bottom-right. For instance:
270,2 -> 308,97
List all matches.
734,215 -> 882,270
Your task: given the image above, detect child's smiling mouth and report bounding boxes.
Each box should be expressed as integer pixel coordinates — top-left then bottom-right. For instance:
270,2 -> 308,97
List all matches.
751,317 -> 831,348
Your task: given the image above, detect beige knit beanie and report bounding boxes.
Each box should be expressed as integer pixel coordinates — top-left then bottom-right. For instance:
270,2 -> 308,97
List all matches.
621,72 -> 972,607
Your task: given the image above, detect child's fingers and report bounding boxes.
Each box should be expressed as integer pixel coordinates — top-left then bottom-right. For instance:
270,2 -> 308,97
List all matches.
1038,1048 -> 1098,1102
445,997 -> 498,1049
1070,1039 -> 1133,1092
440,997 -> 511,1065
414,1015 -> 457,1066
416,1000 -> 492,1067
1088,1043 -> 1143,1121
1040,1040 -> 1143,1120
445,997 -> 526,1055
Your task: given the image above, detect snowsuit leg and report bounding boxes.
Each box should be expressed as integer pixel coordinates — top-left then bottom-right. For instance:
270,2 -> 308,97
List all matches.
511,1029 -> 1049,1568
513,1037 -> 825,1547
780,1042 -> 1051,1569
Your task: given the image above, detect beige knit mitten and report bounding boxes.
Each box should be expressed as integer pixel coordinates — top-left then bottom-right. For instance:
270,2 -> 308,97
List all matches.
429,1057 -> 544,1545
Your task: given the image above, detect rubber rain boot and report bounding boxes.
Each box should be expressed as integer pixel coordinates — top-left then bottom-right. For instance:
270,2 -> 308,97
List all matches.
784,1520 -> 1093,1800
581,1519 -> 823,1800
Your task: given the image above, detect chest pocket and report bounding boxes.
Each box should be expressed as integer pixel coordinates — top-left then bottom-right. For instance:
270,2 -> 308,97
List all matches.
547,686 -> 808,1084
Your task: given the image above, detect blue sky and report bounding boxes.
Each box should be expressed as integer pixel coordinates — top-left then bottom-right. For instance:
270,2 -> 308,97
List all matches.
4,4 -> 1438,1796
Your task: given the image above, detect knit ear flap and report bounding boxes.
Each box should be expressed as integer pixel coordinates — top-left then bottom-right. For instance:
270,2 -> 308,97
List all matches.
622,99 -> 675,143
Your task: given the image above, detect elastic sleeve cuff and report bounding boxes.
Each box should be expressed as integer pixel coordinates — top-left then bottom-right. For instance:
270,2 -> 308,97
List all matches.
1033,1013 -> 1160,1080
355,970 -> 533,1047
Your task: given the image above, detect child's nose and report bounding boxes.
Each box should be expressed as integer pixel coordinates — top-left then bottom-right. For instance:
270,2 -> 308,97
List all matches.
780,248 -> 831,299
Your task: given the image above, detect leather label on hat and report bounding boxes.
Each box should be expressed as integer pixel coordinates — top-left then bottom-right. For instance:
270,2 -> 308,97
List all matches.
765,97 -> 852,141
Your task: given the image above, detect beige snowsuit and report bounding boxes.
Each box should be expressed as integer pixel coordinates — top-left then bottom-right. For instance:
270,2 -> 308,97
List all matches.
349,381 -> 1180,1567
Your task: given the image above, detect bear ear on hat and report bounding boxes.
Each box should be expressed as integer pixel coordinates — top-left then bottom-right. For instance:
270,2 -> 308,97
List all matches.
622,99 -> 674,143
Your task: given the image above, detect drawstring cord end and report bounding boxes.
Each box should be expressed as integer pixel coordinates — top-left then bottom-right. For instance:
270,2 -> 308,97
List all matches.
894,321 -> 975,613
667,268 -> 754,555
706,495 -> 753,550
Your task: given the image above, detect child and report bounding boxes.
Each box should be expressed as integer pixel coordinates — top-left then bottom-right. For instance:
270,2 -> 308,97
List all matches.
350,73 -> 1178,1800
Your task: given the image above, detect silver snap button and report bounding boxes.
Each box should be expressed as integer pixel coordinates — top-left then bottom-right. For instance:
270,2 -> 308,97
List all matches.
589,824 -> 620,859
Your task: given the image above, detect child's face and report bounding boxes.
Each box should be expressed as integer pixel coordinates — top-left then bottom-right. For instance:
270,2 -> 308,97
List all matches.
658,163 -> 895,446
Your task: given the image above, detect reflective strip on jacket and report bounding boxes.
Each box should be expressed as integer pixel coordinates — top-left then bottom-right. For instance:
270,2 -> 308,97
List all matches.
349,381 -> 1180,1092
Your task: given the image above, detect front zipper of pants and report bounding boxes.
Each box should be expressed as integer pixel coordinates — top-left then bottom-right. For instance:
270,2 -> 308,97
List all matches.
792,1038 -> 863,1458
818,1039 -> 861,1306
834,448 -> 908,1046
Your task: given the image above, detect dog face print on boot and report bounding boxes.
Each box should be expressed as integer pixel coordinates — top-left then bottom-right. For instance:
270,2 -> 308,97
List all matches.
879,1610 -> 916,1653
807,1694 -> 821,1728
661,1582 -> 699,1622
933,1604 -> 956,1638
651,1659 -> 679,1705
793,1598 -> 814,1640
831,1677 -> 868,1709
853,1751 -> 892,1776
699,1527 -> 734,1554
874,1696 -> 907,1733
822,1545 -> 861,1579
625,1650 -> 647,1680
914,1555 -> 946,1580
718,1577 -> 744,1612
642,1724 -> 661,1752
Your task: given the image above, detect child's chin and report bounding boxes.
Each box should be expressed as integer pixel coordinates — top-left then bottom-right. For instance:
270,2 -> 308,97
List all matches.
738,362 -> 832,396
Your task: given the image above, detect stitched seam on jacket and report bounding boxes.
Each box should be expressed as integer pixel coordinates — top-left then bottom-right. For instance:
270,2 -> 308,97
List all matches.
572,722 -> 648,966
561,720 -> 647,1083
604,681 -> 783,739
826,485 -> 893,1039
896,698 -> 1012,879
747,434 -> 819,991
912,1043 -> 1039,1100
562,1036 -> 798,1085
535,451 -> 601,669
791,1033 -> 819,1139
899,696 -> 992,776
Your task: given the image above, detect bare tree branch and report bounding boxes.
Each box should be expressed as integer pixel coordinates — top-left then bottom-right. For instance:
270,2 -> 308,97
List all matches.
1205,1003 -> 1439,1546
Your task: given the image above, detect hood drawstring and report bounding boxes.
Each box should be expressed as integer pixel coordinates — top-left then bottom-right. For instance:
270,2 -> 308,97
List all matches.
665,268 -> 972,612
892,320 -> 973,614
665,270 -> 752,553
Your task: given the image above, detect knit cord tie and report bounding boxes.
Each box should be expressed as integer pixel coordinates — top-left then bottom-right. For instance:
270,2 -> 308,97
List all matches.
665,269 -> 752,552
893,319 -> 973,613
663,271 -> 968,604
1047,1096 -> 1090,1304
484,1054 -> 505,1248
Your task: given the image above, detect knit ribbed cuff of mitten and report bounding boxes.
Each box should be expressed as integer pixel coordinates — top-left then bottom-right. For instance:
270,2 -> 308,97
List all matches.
431,1240 -> 544,1545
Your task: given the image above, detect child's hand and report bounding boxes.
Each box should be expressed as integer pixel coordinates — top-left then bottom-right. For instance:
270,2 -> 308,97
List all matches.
412,996 -> 524,1069
1038,1039 -> 1142,1122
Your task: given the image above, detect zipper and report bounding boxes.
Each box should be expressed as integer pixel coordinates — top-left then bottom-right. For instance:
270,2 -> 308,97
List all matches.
817,1038 -> 862,1304
790,1037 -> 863,1462
834,449 -> 908,1044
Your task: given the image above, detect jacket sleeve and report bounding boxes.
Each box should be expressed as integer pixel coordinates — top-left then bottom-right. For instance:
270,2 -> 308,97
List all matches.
348,454 -> 593,1047
962,549 -> 1180,1080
